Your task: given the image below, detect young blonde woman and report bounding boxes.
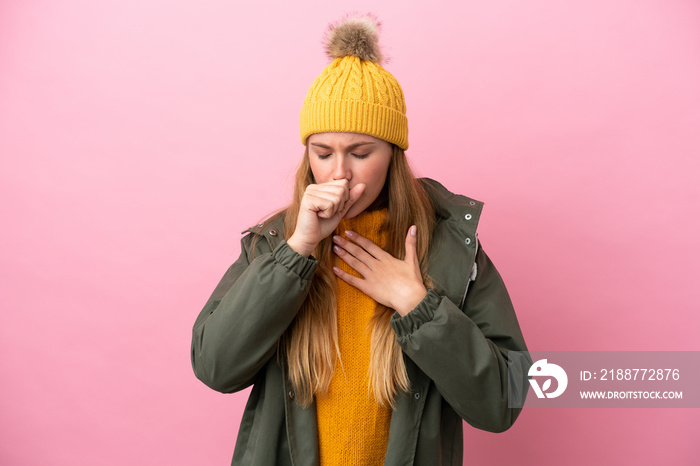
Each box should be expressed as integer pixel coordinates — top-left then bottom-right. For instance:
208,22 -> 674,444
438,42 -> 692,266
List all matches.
192,14 -> 529,466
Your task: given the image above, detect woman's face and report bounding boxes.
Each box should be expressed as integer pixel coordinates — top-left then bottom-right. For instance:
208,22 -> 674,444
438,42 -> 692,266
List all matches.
307,132 -> 393,219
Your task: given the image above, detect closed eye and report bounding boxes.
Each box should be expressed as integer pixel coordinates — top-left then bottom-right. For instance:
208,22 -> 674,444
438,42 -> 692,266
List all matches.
316,153 -> 368,160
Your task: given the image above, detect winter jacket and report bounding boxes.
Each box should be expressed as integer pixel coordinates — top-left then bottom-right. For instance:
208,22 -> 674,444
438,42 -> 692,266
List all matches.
191,178 -> 530,466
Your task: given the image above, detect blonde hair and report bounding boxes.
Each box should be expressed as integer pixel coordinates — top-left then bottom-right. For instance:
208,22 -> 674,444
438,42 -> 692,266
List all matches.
256,145 -> 435,407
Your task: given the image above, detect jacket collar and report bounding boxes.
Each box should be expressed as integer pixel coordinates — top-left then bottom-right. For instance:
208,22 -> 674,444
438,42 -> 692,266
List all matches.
418,178 -> 483,307
419,177 -> 483,234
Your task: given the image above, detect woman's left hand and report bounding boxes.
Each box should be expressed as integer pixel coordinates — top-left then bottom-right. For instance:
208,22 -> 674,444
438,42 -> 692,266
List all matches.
332,226 -> 428,317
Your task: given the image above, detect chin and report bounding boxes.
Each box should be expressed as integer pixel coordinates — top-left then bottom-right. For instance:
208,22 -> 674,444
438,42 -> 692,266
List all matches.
343,202 -> 368,219
344,191 -> 385,219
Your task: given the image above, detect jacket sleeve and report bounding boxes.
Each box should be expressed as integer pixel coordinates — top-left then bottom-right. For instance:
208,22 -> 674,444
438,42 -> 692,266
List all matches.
390,243 -> 529,433
191,235 -> 318,393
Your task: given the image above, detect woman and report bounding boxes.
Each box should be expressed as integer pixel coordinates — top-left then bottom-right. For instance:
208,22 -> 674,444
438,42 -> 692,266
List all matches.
191,14 -> 529,466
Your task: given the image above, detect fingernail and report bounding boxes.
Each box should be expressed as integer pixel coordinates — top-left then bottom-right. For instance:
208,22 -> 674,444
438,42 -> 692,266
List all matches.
333,245 -> 342,254
410,225 -> 416,236
345,230 -> 354,237
332,266 -> 341,274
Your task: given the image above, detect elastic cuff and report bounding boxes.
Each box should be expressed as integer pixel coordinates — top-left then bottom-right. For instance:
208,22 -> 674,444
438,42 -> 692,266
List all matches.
390,289 -> 442,337
272,241 -> 318,279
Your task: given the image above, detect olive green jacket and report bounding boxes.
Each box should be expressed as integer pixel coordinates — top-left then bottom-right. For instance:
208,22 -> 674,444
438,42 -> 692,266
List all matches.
191,178 -> 529,465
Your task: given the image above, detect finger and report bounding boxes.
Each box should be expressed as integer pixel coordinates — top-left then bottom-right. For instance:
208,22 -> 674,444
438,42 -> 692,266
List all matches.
306,183 -> 349,201
303,193 -> 340,219
322,179 -> 350,188
338,183 -> 366,218
306,184 -> 349,212
332,266 -> 369,294
304,190 -> 345,217
404,225 -> 418,265
332,242 -> 373,274
334,233 -> 381,263
343,230 -> 389,260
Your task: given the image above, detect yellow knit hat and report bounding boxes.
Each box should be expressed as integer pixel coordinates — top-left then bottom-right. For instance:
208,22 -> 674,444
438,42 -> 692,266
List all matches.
300,14 -> 409,150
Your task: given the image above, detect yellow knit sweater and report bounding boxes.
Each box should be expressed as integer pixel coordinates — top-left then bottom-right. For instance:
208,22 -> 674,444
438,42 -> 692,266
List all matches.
316,208 -> 391,466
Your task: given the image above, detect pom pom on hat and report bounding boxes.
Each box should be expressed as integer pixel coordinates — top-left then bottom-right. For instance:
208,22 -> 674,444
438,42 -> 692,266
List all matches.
324,13 -> 384,64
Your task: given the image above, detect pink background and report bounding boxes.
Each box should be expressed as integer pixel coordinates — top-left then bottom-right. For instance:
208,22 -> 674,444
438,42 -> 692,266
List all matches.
1,1 -> 698,464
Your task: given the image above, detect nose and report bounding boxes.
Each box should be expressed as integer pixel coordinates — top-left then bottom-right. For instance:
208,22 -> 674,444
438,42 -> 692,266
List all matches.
332,155 -> 351,181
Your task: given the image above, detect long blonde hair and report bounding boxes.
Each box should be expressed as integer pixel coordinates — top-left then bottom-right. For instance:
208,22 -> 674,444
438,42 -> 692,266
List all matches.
258,145 -> 435,407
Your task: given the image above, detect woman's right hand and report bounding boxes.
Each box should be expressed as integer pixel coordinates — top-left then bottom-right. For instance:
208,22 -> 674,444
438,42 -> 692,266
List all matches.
286,180 -> 366,257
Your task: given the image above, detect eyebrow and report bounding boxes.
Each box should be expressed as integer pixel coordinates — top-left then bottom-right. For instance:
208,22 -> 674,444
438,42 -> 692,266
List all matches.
309,141 -> 376,150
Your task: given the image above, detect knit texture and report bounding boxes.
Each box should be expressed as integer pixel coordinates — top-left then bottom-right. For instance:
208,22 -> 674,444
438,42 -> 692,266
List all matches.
300,56 -> 409,150
316,208 -> 391,466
